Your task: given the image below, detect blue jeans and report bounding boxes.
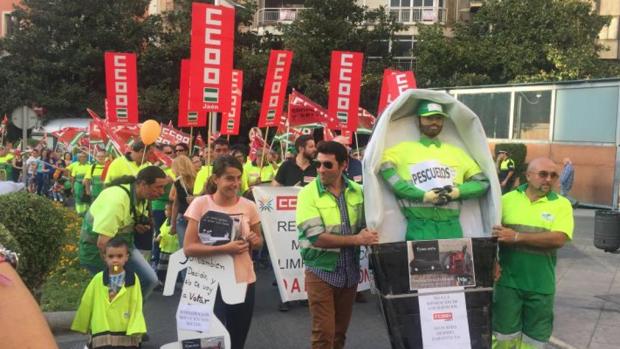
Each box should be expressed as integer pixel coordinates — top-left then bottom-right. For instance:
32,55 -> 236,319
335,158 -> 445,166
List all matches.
151,209 -> 166,268
82,247 -> 158,300
176,216 -> 188,248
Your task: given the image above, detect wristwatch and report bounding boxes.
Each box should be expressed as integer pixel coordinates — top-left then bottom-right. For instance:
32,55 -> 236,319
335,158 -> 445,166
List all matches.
0,244 -> 19,269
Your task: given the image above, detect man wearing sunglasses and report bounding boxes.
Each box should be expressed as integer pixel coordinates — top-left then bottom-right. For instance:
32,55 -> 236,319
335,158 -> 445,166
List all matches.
379,100 -> 490,241
492,157 -> 573,349
297,141 -> 379,349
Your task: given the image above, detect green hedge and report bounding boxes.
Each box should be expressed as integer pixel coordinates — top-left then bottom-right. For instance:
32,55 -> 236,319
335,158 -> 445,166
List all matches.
0,192 -> 67,297
495,143 -> 528,186
0,223 -> 21,256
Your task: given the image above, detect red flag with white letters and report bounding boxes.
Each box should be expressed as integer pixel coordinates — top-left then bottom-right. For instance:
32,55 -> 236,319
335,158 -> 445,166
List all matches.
377,69 -> 417,117
104,52 -> 139,123
221,70 -> 243,135
188,3 -> 235,113
327,51 -> 363,131
178,59 -> 207,127
288,90 -> 329,127
259,50 -> 294,128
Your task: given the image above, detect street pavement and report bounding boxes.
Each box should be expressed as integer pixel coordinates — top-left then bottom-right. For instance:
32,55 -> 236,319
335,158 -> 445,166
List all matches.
55,208 -> 619,349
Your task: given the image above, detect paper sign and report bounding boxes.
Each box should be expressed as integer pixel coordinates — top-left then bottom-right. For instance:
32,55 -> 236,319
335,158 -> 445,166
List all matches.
408,160 -> 456,192
418,287 -> 471,349
407,239 -> 475,290
176,303 -> 211,333
198,211 -> 243,244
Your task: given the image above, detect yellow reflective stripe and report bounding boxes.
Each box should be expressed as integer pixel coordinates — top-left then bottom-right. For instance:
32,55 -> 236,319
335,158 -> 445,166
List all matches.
299,239 -> 339,252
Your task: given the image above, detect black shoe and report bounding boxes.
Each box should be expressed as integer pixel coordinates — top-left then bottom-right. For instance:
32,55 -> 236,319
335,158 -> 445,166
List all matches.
272,279 -> 277,287
278,301 -> 290,312
142,334 -> 150,342
355,292 -> 368,303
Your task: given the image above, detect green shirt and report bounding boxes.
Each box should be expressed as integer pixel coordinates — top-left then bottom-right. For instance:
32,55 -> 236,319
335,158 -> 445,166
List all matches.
497,184 -> 574,294
104,156 -> 150,184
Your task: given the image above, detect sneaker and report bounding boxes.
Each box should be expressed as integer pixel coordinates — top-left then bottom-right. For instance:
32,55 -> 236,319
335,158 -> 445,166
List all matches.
278,301 -> 290,312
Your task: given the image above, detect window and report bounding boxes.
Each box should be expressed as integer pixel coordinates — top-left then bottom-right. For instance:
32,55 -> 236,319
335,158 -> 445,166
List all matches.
392,35 -> 415,57
554,87 -> 618,143
2,12 -> 15,37
513,91 -> 552,140
389,0 -> 446,24
458,93 -> 510,139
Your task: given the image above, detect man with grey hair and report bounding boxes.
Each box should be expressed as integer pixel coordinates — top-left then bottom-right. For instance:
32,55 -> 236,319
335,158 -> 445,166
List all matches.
492,157 -> 574,348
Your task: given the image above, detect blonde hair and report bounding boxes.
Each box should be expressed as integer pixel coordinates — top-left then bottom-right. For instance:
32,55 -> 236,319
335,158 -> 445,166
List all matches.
171,155 -> 196,189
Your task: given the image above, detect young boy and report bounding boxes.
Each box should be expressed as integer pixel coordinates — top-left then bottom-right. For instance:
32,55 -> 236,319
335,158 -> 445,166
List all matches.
71,237 -> 147,348
155,202 -> 180,284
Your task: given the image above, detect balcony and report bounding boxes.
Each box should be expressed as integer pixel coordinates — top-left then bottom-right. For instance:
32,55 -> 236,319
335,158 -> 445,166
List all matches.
254,7 -> 306,27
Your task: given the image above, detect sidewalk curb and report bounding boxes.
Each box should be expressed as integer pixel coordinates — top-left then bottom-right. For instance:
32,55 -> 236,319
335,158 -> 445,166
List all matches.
45,311 -> 75,332
549,336 -> 578,349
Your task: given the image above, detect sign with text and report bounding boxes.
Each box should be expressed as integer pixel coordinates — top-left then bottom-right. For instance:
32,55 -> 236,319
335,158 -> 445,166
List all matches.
258,50 -> 293,128
377,69 -> 417,117
253,186 -> 370,302
104,52 -> 138,123
418,287 -> 471,349
176,303 -> 211,333
288,90 -> 329,127
189,3 -> 235,113
221,69 -> 243,135
157,123 -> 192,146
327,51 -> 363,131
178,59 -> 207,127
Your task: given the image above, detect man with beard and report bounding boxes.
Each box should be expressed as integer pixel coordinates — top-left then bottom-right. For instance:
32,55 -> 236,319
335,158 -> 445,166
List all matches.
380,100 -> 489,241
492,157 -> 573,348
273,134 -> 317,187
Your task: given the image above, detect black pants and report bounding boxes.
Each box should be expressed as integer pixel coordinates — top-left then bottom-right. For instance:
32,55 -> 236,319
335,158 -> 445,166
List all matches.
213,282 -> 256,349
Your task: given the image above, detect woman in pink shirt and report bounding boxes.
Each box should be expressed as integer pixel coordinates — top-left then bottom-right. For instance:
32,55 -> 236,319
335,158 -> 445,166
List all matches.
184,155 -> 263,349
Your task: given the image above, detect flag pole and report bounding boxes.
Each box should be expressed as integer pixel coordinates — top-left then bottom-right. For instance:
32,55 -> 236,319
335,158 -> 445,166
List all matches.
207,112 -> 213,170
354,131 -> 360,159
189,127 -> 194,155
259,126 -> 270,180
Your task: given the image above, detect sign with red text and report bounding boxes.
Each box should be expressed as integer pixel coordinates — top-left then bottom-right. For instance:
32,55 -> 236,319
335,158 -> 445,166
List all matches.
253,186 -> 370,302
157,124 -> 192,146
288,90 -> 329,127
327,51 -> 363,131
418,287 -> 471,349
178,59 -> 207,127
258,50 -> 293,128
220,70 -> 242,135
104,52 -> 138,123
189,3 -> 235,113
377,69 -> 417,116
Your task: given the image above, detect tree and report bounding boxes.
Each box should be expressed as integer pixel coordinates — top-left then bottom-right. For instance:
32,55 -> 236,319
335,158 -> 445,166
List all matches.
415,0 -> 619,87
0,0 -> 157,119
280,0 -> 403,112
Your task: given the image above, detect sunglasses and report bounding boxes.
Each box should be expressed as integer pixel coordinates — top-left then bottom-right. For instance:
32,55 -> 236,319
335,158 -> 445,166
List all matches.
313,160 -> 335,170
533,171 -> 559,180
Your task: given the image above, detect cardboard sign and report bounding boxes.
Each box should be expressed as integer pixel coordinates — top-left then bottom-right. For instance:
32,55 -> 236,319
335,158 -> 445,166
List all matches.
198,211 -> 238,244
176,303 -> 211,333
418,287 -> 472,349
253,186 -> 371,302
104,52 -> 138,123
327,51 -> 363,131
258,50 -> 293,127
407,239 -> 475,290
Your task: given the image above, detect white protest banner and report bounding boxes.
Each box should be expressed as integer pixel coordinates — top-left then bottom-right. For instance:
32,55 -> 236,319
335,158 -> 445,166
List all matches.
408,160 -> 456,192
418,287 -> 471,349
253,186 -> 370,303
176,303 -> 211,333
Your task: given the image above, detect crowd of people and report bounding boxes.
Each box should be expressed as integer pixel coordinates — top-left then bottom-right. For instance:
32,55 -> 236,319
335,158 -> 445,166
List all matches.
0,100 -> 579,349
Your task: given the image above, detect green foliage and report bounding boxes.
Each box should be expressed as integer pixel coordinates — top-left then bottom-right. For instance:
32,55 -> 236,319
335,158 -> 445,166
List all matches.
0,222 -> 21,256
416,0 -> 617,87
495,143 -> 527,184
0,192 -> 67,296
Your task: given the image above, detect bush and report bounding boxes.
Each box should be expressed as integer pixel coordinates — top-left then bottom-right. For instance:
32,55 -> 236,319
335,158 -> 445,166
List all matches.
495,143 -> 528,186
0,192 -> 68,297
0,223 -> 21,256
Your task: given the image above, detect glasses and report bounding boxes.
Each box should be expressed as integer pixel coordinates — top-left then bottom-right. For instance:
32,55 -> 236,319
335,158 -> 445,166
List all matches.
313,160 -> 335,170
533,171 -> 559,180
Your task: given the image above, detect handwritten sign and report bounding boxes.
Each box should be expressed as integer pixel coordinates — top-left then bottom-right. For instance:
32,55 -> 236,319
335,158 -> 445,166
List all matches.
176,303 -> 211,333
418,287 -> 471,349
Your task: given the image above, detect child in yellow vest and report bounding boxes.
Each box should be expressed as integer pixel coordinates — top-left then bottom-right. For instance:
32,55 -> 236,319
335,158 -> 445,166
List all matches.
155,202 -> 180,283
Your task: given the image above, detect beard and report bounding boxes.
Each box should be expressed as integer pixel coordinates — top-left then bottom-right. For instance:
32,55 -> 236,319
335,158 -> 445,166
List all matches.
419,123 -> 443,138
303,149 -> 316,160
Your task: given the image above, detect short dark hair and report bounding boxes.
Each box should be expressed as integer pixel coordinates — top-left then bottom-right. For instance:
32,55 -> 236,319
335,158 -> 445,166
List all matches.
175,143 -> 189,152
205,155 -> 244,194
295,135 -> 314,153
131,140 -> 149,152
317,141 -> 348,164
106,236 -> 130,252
136,165 -> 167,185
212,137 -> 229,148
230,144 -> 248,158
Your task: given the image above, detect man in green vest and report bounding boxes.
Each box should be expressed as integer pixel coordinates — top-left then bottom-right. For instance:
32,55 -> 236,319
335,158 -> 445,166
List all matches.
496,150 -> 516,194
296,141 -> 379,349
492,157 -> 573,349
84,150 -> 107,201
0,145 -> 14,181
71,152 -> 92,216
104,141 -> 152,185
380,100 -> 490,241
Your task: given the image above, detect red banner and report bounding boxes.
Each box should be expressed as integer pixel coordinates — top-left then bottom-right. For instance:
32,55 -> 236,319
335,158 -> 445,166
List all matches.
178,59 -> 207,127
157,124 -> 192,146
258,50 -> 294,128
104,52 -> 139,123
221,70 -> 243,135
358,107 -> 376,130
288,90 -> 329,126
377,69 -> 417,116
87,109 -> 129,154
327,51 -> 363,131
189,3 -> 235,113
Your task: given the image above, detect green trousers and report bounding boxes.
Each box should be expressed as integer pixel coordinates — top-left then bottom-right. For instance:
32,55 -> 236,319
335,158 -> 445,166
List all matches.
405,216 -> 463,241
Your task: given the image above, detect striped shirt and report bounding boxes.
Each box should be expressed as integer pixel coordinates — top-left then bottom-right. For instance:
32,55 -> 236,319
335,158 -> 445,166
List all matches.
307,187 -> 360,288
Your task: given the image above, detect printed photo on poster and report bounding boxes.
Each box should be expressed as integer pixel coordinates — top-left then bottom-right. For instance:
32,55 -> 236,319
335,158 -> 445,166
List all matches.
407,238 -> 475,290
181,336 -> 225,349
198,211 -> 243,245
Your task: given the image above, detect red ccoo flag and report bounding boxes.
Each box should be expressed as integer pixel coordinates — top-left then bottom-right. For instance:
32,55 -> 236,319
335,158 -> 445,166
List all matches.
327,51 -> 363,131
259,50 -> 293,128
104,52 -> 139,123
178,59 -> 207,127
221,70 -> 243,135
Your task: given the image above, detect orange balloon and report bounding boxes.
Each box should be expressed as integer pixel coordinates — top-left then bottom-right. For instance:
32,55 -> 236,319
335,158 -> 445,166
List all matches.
140,119 -> 161,145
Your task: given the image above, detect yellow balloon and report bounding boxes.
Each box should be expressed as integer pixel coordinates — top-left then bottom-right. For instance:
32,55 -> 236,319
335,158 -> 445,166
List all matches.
140,119 -> 161,145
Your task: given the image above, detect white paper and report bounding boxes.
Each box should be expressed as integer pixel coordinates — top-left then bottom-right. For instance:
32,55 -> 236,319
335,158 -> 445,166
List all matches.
176,303 -> 211,333
418,287 -> 471,349
408,160 -> 455,192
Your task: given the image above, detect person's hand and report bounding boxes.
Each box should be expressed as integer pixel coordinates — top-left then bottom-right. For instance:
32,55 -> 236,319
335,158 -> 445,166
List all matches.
223,240 -> 250,255
186,195 -> 195,204
443,185 -> 460,200
500,180 -> 507,188
245,232 -> 261,246
493,261 -> 502,282
134,224 -> 151,234
155,234 -> 162,242
492,225 -> 519,244
170,224 -> 177,235
423,188 -> 443,204
356,228 -> 379,246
